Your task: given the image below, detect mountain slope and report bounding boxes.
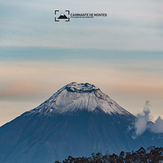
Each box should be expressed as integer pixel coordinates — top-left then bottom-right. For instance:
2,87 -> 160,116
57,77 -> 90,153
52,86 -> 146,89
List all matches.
0,82 -> 163,163
25,82 -> 131,116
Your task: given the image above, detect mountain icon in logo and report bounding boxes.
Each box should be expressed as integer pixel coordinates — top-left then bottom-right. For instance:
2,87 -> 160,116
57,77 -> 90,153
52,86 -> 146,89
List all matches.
58,13 -> 68,19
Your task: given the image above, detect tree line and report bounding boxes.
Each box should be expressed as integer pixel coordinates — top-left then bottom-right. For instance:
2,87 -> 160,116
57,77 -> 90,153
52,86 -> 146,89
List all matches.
55,146 -> 163,163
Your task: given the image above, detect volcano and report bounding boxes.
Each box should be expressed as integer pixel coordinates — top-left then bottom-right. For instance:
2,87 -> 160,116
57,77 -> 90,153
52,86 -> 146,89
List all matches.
0,82 -> 163,163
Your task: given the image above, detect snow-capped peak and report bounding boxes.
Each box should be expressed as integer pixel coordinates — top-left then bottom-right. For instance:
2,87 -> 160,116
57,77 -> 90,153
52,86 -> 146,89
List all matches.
26,82 -> 131,116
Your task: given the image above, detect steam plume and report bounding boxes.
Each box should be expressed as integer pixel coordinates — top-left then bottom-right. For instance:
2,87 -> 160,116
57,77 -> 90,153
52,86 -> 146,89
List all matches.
133,101 -> 152,138
133,100 -> 163,138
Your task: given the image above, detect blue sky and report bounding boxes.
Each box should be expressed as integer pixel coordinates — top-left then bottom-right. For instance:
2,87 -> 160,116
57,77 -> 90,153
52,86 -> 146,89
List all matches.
0,0 -> 163,126
1,0 -> 163,50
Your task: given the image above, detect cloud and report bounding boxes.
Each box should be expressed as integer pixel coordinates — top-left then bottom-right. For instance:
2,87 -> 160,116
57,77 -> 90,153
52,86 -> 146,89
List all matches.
132,101 -> 152,138
132,101 -> 163,138
0,81 -> 47,99
150,116 -> 163,133
0,0 -> 163,50
0,60 -> 163,100
134,109 -> 151,137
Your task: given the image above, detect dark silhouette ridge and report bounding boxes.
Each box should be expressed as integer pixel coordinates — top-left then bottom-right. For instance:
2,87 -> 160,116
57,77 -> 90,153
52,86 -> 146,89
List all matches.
58,146 -> 163,163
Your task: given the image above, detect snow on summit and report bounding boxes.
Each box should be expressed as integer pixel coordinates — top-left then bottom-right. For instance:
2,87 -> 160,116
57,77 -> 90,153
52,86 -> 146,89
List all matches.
27,82 -> 131,116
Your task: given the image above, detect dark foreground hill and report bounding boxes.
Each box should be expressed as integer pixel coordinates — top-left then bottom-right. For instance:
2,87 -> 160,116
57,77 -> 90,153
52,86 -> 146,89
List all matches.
59,146 -> 163,163
0,82 -> 163,163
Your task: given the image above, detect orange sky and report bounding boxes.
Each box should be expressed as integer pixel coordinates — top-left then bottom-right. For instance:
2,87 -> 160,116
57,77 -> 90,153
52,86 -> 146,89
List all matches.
0,60 -> 162,126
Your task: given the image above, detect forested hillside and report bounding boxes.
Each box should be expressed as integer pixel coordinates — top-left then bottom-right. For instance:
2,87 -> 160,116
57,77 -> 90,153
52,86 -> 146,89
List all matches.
56,146 -> 163,163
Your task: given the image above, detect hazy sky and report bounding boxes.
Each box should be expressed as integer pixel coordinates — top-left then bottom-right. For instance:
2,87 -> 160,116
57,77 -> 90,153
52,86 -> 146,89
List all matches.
0,0 -> 163,126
